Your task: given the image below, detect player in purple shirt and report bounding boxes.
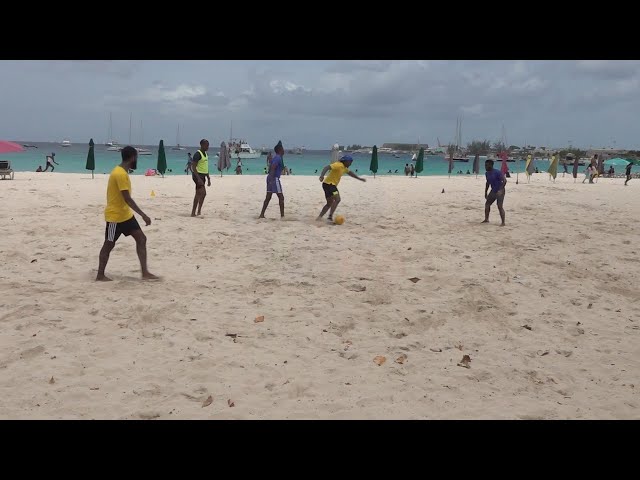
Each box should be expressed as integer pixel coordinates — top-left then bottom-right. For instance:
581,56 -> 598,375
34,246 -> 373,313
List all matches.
483,159 -> 507,226
259,140 -> 286,218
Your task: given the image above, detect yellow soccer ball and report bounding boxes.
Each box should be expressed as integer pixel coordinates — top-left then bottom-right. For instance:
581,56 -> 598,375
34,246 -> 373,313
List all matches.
334,215 -> 345,225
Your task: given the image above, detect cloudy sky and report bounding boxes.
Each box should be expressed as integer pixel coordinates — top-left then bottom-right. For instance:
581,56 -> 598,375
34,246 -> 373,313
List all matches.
1,60 -> 638,149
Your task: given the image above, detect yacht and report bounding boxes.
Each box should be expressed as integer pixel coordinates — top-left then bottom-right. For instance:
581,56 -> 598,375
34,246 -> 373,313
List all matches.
226,139 -> 260,159
171,124 -> 185,151
60,139 -> 72,147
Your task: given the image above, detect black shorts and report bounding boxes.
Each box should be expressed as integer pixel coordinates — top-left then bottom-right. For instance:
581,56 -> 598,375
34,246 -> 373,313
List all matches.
105,216 -> 141,243
322,182 -> 339,199
486,189 -> 505,207
192,172 -> 207,187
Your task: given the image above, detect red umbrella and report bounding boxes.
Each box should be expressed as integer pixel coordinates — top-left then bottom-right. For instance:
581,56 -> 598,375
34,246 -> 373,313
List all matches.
499,150 -> 509,174
0,141 -> 25,154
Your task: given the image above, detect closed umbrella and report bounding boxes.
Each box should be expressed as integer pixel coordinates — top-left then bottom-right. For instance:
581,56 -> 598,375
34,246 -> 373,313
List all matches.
217,141 -> 231,176
472,153 -> 480,176
157,139 -> 167,177
415,147 -> 424,177
525,154 -> 535,182
572,155 -> 580,182
548,154 -> 558,181
597,154 -> 604,175
370,145 -> 378,178
499,150 -> 509,175
86,138 -> 95,179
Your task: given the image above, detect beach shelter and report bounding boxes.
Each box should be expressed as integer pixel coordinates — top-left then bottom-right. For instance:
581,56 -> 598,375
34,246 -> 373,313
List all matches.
604,157 -> 630,167
217,141 -> 231,176
415,147 -> 424,177
572,155 -> 580,182
86,138 -> 95,179
499,151 -> 509,175
156,140 -> 167,177
370,145 -> 378,178
548,154 -> 558,181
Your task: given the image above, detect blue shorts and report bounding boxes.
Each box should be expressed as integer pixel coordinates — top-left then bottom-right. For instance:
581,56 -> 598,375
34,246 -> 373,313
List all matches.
266,176 -> 283,194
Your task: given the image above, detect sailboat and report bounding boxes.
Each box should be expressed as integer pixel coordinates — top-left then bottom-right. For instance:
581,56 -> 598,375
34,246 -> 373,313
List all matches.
452,116 -> 468,162
136,120 -> 152,155
105,113 -> 120,150
171,124 -> 185,151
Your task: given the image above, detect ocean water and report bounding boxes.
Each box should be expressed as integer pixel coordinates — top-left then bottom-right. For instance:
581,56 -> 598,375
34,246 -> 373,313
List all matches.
5,142 -> 555,177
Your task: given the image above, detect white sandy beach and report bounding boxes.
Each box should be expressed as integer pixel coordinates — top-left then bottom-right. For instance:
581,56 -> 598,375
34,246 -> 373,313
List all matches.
0,171 -> 638,419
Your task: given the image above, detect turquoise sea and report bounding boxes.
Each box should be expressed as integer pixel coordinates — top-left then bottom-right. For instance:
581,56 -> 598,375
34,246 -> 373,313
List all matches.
5,142 -> 556,177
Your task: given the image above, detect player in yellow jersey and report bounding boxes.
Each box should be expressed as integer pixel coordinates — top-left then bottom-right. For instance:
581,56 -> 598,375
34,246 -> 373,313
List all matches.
96,146 -> 157,281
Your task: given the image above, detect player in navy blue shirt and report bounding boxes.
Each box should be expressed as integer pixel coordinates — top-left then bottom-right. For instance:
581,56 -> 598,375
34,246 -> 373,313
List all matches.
483,159 -> 507,226
259,140 -> 286,218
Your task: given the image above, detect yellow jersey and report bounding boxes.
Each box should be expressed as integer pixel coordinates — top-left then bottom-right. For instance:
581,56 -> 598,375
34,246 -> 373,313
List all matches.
323,162 -> 350,186
104,165 -> 133,223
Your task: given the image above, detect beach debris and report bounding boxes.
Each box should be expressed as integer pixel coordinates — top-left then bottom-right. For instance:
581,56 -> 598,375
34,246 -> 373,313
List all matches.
373,355 -> 386,366
457,355 -> 471,369
48,376 -> 55,384
408,277 -> 421,283
456,344 -> 464,351
254,315 -> 265,323
344,340 -> 352,351
408,247 -> 412,250
349,285 -> 366,292
537,350 -> 550,357
228,399 -> 235,408
522,325 -> 532,331
587,303 -> 593,309
577,322 -> 581,325
395,354 -> 408,364
30,259 -> 37,264
202,395 -> 213,408
430,348 -> 442,353
442,189 -> 445,193
90,387 -> 100,391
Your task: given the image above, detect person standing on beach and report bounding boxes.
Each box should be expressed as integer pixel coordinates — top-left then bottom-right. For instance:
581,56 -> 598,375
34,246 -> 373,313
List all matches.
317,154 -> 366,222
42,152 -> 58,172
190,139 -> 211,217
96,146 -> 157,282
482,159 -> 506,226
259,141 -> 285,219
625,162 -> 633,186
185,152 -> 193,174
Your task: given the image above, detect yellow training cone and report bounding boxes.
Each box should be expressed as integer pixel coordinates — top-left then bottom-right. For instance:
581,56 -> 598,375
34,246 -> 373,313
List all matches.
150,190 -> 156,197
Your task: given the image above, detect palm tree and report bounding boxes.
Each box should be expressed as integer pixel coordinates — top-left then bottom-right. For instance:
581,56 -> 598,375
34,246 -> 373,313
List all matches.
467,140 -> 491,175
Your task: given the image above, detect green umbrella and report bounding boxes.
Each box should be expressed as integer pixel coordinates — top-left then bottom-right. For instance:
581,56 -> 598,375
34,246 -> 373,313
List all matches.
628,158 -> 640,166
415,147 -> 424,176
85,138 -> 95,179
603,157 -> 629,167
369,145 -> 378,178
547,154 -> 558,181
157,139 -> 167,177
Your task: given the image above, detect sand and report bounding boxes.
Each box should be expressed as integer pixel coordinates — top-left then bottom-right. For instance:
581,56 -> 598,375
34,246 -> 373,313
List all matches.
0,171 -> 638,419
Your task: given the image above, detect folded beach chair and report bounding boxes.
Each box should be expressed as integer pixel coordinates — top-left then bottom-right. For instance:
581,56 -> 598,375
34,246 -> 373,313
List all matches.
0,160 -> 14,180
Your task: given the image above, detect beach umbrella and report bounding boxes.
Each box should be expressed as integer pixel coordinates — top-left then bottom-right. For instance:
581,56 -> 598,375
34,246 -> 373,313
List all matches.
370,145 -> 378,178
86,138 -> 95,179
0,140 -> 25,154
604,157 -> 630,166
472,154 -> 480,176
415,147 -> 424,176
157,139 -> 167,177
217,141 -> 231,176
548,154 -> 558,181
499,150 -> 509,175
572,155 -> 580,182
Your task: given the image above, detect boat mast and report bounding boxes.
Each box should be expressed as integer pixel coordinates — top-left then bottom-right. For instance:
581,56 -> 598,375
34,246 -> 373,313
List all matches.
129,113 -> 132,145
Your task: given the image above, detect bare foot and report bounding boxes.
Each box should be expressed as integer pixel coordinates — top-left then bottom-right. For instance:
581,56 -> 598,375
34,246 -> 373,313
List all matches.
481,220 -> 489,223
142,272 -> 159,280
197,212 -> 202,216
258,215 -> 265,219
316,216 -> 323,221
191,213 -> 197,217
96,274 -> 112,282
500,223 -> 506,227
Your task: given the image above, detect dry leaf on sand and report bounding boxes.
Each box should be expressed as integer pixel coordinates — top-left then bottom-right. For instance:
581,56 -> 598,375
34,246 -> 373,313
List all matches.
373,356 -> 386,366
254,315 -> 265,323
48,376 -> 55,384
395,354 -> 408,364
202,395 -> 213,407
457,355 -> 471,369
228,399 -> 235,408
408,277 -> 421,283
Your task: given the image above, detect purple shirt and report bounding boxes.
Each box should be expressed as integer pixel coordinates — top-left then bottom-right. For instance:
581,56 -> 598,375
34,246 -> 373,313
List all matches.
485,168 -> 505,192
270,154 -> 284,178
